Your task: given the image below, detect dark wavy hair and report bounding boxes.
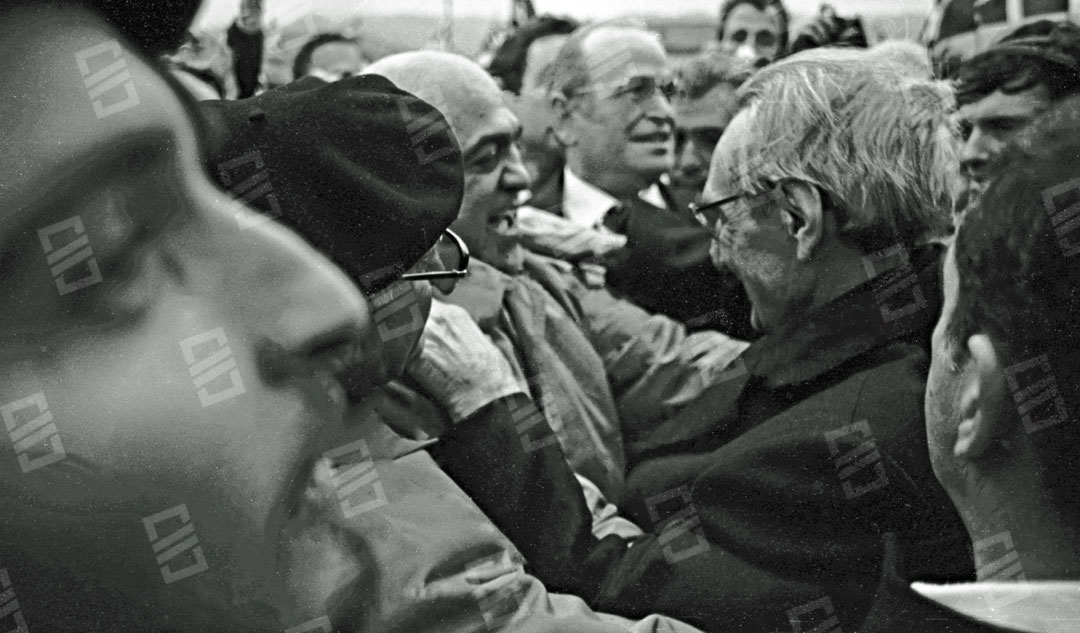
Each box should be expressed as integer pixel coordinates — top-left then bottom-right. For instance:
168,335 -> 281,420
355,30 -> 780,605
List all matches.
956,20 -> 1080,106
949,94 -> 1080,519
717,0 -> 790,53
486,15 -> 579,95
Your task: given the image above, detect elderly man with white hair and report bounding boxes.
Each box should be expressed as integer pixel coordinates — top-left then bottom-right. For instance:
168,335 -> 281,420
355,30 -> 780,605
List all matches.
364,46 -> 976,633
609,47 -> 974,631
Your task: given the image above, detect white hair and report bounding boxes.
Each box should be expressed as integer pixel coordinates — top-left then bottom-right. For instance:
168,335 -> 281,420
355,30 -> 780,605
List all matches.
734,47 -> 958,248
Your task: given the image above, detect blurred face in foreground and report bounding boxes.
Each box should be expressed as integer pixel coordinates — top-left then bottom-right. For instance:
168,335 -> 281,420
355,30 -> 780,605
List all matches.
0,5 -> 420,630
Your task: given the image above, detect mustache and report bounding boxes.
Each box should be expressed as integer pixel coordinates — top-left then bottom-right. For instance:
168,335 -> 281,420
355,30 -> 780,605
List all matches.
625,114 -> 675,135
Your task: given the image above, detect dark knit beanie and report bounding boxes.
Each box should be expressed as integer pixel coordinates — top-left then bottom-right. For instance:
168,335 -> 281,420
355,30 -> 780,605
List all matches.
199,75 -> 464,294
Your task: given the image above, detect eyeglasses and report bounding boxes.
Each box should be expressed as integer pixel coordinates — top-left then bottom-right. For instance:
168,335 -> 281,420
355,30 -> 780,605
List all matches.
571,76 -> 678,104
689,182 -> 778,229
399,228 -> 470,283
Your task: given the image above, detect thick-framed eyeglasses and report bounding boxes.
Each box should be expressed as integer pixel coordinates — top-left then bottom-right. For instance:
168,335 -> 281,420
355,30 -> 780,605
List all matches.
689,181 -> 779,229
399,228 -> 470,282
570,75 -> 678,104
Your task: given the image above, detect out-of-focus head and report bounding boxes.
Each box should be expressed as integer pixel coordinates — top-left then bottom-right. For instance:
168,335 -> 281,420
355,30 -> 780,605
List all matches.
200,74 -> 464,377
549,21 -> 675,198
671,51 -> 748,194
0,1 -> 421,630
927,95 -> 1080,555
487,15 -> 580,187
955,20 -> 1080,202
367,51 -> 529,273
291,33 -> 367,82
717,0 -> 788,69
703,47 -> 958,332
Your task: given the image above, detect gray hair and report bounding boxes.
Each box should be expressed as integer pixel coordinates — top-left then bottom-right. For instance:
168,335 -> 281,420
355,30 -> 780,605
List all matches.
545,19 -> 655,100
734,47 -> 958,249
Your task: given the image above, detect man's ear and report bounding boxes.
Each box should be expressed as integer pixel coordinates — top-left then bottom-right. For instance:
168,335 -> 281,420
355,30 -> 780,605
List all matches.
779,181 -> 825,261
549,92 -> 577,148
953,334 -> 1010,460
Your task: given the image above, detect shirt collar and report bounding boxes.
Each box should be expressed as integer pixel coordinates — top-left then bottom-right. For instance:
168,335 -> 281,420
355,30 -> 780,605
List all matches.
743,244 -> 944,389
912,581 -> 1080,633
562,167 -> 621,229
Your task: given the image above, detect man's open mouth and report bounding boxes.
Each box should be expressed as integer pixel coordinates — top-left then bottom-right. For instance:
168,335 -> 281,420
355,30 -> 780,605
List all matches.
488,209 -> 517,235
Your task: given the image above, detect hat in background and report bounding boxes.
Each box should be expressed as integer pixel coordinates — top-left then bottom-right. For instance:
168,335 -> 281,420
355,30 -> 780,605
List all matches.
199,74 -> 464,294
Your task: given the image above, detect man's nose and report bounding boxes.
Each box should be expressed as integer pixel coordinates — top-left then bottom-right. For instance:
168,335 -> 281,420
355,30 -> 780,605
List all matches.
676,136 -> 701,172
222,201 -> 382,388
500,143 -> 531,192
960,126 -> 991,175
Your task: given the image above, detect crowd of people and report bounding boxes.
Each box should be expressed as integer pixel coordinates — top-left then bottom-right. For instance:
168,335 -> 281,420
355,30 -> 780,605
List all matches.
3,0 -> 1080,631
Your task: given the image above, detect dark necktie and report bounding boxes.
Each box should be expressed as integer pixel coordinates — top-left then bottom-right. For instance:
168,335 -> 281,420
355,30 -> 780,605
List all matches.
602,202 -> 629,234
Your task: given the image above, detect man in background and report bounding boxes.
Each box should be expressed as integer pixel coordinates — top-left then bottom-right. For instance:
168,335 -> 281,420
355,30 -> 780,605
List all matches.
954,20 -> 1080,206
487,14 -> 580,210
292,32 -> 367,82
715,0 -> 789,69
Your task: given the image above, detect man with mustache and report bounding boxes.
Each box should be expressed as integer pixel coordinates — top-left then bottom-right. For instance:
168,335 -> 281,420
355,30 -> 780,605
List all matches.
364,48 -> 964,633
515,22 -> 751,335
367,49 -> 748,508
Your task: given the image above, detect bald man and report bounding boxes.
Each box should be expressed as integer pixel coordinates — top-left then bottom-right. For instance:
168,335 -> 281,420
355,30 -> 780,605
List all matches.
368,50 -> 746,498
368,53 -> 914,633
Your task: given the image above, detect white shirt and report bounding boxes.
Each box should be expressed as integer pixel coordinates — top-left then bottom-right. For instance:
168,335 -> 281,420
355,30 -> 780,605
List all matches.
562,167 -> 621,230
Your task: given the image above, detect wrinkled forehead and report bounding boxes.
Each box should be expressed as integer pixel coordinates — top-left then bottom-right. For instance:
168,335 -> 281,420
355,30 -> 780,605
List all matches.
0,5 -> 197,231
579,27 -> 668,85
